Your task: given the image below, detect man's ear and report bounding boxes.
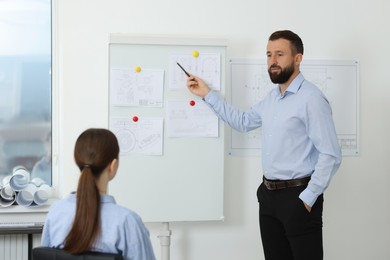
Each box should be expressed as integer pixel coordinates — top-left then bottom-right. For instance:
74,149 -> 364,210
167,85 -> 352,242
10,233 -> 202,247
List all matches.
295,53 -> 303,65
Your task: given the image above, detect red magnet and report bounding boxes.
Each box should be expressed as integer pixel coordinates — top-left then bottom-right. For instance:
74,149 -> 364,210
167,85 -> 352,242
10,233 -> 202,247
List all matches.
132,116 -> 139,122
189,100 -> 196,106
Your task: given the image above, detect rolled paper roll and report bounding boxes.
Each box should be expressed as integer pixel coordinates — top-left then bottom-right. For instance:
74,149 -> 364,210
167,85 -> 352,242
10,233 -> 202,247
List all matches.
10,166 -> 30,191
2,175 -> 11,186
31,177 -> 46,187
0,183 -> 15,200
0,193 -> 16,207
16,183 -> 37,207
33,184 -> 52,205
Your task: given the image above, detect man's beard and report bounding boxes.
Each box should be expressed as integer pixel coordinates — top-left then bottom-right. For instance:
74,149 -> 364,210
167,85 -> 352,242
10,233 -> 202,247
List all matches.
268,61 -> 295,84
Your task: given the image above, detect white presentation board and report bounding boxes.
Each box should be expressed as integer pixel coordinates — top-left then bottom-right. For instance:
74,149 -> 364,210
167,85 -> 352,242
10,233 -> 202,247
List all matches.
108,34 -> 226,222
228,59 -> 359,157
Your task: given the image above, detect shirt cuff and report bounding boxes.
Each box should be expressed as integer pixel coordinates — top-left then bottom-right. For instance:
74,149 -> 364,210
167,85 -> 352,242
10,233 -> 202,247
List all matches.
299,188 -> 317,207
203,90 -> 218,105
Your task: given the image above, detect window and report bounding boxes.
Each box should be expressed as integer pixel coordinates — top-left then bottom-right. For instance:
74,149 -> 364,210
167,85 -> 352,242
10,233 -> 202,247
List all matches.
0,0 -> 52,187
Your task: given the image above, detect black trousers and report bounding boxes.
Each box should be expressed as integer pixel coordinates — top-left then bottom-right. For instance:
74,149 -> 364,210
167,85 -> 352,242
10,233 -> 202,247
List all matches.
257,182 -> 324,260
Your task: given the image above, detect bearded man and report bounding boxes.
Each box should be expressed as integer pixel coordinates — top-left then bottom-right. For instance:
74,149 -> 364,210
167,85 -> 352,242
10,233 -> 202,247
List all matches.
186,30 -> 342,260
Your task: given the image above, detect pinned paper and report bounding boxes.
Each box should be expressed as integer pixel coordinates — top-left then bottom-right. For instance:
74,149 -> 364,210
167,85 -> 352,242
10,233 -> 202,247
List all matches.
169,53 -> 221,91
110,68 -> 164,107
167,100 -> 219,137
111,117 -> 164,156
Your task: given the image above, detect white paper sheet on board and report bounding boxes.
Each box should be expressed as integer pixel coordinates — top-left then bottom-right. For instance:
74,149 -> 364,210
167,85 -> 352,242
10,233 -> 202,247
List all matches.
110,117 -> 164,155
166,100 -> 219,137
110,68 -> 164,107
169,53 -> 221,91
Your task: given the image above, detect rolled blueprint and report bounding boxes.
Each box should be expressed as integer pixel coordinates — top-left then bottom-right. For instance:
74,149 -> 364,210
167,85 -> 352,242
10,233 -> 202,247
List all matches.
9,166 -> 30,191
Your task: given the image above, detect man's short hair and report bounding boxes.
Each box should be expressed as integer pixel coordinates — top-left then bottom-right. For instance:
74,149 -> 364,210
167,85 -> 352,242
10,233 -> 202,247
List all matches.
269,30 -> 304,55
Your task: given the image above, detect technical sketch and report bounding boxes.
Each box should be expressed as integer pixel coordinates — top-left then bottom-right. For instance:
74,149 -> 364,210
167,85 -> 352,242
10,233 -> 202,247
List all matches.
110,117 -> 163,155
110,68 -> 164,107
169,53 -> 221,90
116,128 -> 137,153
167,100 -> 219,137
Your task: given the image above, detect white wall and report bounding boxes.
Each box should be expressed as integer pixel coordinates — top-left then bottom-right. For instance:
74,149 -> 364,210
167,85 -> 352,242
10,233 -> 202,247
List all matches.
55,0 -> 390,259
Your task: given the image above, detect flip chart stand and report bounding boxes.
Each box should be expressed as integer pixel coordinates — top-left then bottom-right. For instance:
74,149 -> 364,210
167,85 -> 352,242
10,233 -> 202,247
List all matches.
158,222 -> 172,260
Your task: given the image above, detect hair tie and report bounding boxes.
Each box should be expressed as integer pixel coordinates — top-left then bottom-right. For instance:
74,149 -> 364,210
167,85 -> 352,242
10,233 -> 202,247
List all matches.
83,164 -> 90,169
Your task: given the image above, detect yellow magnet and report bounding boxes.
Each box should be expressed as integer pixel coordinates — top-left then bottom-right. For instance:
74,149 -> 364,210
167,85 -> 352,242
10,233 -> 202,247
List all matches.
192,50 -> 199,58
135,66 -> 141,73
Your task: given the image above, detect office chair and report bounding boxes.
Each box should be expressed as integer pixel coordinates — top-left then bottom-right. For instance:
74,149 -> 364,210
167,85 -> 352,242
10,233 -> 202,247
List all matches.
32,247 -> 123,260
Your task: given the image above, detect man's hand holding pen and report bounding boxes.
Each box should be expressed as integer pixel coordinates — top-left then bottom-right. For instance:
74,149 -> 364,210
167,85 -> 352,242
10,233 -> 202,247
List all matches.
186,75 -> 211,99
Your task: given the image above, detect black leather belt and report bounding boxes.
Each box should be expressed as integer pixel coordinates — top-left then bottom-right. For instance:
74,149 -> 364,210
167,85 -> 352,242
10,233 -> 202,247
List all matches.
263,176 -> 311,190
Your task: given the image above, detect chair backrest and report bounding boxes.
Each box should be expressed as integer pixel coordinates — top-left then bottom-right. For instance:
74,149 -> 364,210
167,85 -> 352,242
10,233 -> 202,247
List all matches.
32,247 -> 123,260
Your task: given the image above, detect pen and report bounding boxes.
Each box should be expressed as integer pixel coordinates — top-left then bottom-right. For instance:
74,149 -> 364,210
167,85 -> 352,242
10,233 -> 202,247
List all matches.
176,62 -> 190,77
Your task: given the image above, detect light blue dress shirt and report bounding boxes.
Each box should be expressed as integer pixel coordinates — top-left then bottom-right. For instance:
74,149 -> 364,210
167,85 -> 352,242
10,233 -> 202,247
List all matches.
204,73 -> 342,207
41,193 -> 156,260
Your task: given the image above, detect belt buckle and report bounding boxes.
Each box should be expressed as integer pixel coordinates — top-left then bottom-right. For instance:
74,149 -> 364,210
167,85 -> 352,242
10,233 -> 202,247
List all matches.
263,179 -> 274,190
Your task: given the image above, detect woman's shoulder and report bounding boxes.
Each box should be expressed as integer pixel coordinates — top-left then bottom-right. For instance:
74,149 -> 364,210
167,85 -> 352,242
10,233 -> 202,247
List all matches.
101,196 -> 144,224
110,204 -> 142,221
44,194 -> 76,225
48,193 -> 75,210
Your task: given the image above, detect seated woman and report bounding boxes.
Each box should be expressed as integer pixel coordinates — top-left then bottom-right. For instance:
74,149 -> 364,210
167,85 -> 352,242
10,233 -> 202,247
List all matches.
41,128 -> 156,260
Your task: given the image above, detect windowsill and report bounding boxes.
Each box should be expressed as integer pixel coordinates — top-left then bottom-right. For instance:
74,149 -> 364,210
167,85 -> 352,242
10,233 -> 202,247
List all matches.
0,198 -> 58,214
0,198 -> 58,223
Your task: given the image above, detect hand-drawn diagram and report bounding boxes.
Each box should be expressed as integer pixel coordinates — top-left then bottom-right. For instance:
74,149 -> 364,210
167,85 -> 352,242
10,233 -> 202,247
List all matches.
110,117 -> 163,155
167,100 -> 219,137
110,68 -> 164,107
229,59 -> 359,156
169,53 -> 221,90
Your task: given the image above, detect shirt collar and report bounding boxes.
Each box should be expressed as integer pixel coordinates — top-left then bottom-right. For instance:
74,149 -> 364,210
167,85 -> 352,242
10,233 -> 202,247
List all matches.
68,192 -> 117,204
283,72 -> 305,95
100,194 -> 116,204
